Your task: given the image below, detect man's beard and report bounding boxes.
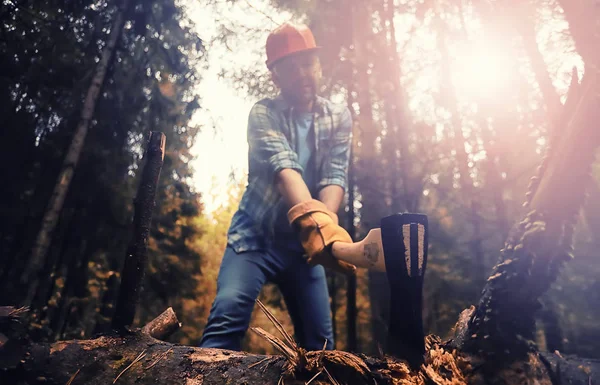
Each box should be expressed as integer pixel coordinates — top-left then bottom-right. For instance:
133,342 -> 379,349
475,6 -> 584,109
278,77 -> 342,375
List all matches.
283,83 -> 316,106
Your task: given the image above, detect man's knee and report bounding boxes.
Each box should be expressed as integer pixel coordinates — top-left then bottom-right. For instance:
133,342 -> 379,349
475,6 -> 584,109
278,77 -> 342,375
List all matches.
200,288 -> 256,350
210,288 -> 254,323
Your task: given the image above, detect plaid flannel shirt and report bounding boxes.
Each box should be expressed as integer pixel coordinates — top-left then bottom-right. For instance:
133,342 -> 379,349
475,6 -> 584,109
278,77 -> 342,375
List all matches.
227,94 -> 353,253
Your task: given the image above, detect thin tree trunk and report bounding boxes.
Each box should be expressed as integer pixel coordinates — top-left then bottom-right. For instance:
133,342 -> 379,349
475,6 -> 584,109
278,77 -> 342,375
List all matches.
516,1 -> 562,126
346,270 -> 357,352
349,0 -> 379,354
112,132 -> 166,330
481,130 -> 510,241
21,0 -> 132,305
328,274 -> 337,348
383,0 -> 418,213
436,14 -> 486,290
346,77 -> 358,353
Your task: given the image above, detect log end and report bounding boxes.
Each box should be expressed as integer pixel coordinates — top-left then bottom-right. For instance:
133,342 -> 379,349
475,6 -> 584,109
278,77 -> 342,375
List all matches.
141,307 -> 181,340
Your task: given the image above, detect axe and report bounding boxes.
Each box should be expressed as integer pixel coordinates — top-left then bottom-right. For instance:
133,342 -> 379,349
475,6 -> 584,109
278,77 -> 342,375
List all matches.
331,213 -> 429,367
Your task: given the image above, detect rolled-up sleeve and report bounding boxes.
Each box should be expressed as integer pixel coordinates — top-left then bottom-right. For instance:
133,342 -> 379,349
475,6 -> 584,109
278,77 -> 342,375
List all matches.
318,107 -> 353,191
247,101 -> 303,178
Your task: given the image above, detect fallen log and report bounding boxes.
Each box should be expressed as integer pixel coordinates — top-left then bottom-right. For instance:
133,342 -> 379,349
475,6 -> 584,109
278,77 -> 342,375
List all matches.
1,321 -> 598,385
2,302 -> 599,385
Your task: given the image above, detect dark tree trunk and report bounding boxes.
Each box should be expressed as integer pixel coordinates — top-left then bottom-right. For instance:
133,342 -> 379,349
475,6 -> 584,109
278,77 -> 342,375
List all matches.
112,132 -> 166,331
345,62 -> 358,353
451,68 -> 600,362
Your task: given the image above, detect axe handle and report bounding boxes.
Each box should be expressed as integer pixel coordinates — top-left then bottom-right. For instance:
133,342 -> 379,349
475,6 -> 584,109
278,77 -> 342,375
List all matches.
331,229 -> 386,272
331,241 -> 368,268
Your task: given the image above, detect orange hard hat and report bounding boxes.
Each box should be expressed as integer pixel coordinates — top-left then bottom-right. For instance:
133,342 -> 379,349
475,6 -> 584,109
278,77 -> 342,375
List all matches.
265,23 -> 320,69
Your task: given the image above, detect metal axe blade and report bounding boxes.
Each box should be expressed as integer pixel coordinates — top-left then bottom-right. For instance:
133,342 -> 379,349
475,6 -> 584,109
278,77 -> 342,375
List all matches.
381,213 -> 428,367
330,213 -> 429,366
331,214 -> 428,276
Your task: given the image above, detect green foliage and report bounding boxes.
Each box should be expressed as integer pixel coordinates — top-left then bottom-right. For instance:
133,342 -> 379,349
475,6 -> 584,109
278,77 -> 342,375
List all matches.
0,0 -> 205,341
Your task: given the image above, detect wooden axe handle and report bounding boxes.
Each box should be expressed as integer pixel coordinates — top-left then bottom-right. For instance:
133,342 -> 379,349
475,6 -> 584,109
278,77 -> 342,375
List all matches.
331,229 -> 386,272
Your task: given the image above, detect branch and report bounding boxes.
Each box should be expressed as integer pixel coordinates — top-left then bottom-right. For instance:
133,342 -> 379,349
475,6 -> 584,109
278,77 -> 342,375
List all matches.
141,307 -> 180,340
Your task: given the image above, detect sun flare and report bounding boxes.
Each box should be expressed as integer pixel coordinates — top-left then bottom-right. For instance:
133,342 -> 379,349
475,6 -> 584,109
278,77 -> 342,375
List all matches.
449,40 -> 516,100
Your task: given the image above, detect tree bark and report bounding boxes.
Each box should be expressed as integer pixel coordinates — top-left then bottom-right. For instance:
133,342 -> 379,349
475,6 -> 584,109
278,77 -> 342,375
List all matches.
21,0 -> 133,306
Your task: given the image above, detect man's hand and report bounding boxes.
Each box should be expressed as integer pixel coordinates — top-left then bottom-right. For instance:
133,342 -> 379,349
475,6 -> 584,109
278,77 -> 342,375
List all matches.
287,199 -> 356,275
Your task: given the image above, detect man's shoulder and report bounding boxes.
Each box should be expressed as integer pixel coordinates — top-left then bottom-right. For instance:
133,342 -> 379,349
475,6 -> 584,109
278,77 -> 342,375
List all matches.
248,96 -> 286,119
250,97 -> 275,112
249,95 -> 350,118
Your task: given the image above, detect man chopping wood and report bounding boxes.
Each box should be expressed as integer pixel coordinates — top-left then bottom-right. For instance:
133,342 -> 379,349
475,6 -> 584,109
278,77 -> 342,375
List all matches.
199,22 -> 357,351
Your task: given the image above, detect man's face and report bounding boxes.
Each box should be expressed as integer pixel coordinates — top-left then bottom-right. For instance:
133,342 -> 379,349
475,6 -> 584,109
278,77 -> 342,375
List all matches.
272,52 -> 322,106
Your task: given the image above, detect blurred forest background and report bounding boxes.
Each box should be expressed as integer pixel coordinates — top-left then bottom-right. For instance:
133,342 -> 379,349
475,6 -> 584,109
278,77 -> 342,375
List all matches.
1,0 -> 599,360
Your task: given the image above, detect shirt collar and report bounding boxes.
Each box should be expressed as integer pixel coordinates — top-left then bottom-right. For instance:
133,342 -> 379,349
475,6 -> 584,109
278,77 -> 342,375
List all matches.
274,93 -> 327,116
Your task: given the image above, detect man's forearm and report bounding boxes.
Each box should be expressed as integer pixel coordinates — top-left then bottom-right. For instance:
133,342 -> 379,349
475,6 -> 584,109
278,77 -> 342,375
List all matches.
318,185 -> 344,213
276,169 -> 344,213
276,169 -> 312,206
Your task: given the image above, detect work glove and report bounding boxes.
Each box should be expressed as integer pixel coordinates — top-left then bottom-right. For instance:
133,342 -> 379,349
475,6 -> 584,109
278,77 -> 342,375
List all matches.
287,199 -> 357,275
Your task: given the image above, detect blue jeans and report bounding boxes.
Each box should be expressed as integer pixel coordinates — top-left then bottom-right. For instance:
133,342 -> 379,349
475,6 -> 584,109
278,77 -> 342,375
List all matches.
199,243 -> 334,351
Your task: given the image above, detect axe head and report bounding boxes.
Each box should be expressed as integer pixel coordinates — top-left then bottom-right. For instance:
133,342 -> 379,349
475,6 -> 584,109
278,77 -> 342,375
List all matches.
381,213 -> 428,367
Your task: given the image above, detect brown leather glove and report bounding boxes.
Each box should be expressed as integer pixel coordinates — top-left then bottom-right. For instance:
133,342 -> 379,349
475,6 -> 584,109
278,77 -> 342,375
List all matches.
287,199 -> 356,275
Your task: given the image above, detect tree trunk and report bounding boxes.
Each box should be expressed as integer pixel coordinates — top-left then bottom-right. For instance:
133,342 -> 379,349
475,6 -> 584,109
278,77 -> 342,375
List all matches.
556,0 -> 600,70
451,67 -> 600,361
345,152 -> 357,352
21,0 -> 133,306
348,0 -> 382,354
382,0 -> 418,213
112,132 -> 166,331
436,13 -> 487,291
516,1 -> 563,128
345,35 -> 359,353
481,128 -> 510,241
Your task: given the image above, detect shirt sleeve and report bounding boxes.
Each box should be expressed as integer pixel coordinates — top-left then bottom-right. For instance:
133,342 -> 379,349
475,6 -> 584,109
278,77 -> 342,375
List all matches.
247,101 -> 303,179
318,106 -> 353,191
